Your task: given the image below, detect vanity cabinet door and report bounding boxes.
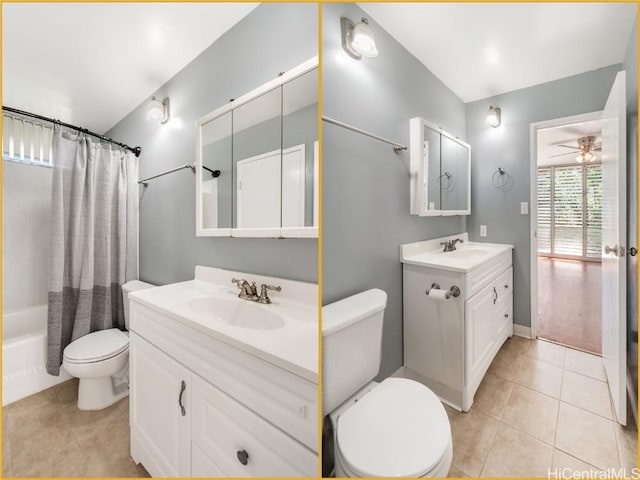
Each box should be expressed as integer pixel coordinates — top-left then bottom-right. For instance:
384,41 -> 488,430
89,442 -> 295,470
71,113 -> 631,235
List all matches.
130,332 -> 191,477
464,282 -> 497,386
190,374 -> 317,477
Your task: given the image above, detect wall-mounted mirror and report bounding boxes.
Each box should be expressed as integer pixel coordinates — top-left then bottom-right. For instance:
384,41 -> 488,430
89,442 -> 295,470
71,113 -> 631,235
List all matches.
409,117 -> 471,216
195,57 -> 318,238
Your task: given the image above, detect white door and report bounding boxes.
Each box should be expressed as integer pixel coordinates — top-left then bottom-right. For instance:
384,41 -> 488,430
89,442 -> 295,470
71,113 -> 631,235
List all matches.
129,332 -> 191,476
282,145 -> 306,227
601,71 -> 627,425
236,149 -> 281,228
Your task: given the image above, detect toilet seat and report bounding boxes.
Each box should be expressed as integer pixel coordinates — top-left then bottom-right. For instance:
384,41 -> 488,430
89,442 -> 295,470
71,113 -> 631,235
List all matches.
63,328 -> 129,364
336,378 -> 451,478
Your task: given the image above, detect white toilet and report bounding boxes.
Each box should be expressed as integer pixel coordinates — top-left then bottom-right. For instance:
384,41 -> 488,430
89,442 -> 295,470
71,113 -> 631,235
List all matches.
323,289 -> 453,478
62,280 -> 153,410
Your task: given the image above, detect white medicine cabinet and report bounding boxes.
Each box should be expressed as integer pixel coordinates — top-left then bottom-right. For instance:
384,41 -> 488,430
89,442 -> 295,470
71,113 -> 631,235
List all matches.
410,117 -> 471,216
195,57 -> 319,238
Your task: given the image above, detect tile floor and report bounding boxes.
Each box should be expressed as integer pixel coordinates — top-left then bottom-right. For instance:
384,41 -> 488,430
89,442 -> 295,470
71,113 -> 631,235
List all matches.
3,378 -> 149,477
442,336 -> 638,477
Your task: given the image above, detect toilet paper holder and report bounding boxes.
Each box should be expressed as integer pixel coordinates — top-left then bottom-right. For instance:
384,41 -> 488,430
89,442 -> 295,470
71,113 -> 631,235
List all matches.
425,283 -> 461,299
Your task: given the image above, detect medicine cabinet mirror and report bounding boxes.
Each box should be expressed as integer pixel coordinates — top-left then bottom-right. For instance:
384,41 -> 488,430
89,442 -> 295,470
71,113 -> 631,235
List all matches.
196,57 -> 319,237
409,117 -> 471,216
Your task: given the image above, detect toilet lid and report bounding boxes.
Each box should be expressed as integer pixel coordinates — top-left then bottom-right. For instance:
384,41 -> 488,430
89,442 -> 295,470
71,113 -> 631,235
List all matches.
64,328 -> 128,363
336,378 -> 451,478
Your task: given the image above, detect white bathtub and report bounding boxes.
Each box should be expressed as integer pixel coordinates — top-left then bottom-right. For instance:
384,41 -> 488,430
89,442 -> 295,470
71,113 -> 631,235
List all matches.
2,305 -> 71,405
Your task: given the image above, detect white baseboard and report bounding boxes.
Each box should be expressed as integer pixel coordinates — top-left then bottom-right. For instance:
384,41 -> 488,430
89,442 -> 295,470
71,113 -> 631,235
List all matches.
513,324 -> 532,339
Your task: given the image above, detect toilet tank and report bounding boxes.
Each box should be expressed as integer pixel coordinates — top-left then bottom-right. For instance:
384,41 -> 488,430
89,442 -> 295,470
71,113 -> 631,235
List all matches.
322,289 -> 387,415
122,280 -> 154,330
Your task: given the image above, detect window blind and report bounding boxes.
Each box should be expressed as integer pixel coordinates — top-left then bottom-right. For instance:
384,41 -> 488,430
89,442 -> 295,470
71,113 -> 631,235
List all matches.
536,164 -> 602,260
2,114 -> 53,167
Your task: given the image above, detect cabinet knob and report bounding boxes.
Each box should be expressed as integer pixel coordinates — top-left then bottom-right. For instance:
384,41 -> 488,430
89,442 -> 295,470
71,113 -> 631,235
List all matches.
504,313 -> 509,318
504,284 -> 509,289
237,449 -> 249,466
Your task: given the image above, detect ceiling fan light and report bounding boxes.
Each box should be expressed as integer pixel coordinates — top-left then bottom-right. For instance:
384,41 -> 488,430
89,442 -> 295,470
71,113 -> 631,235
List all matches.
584,151 -> 595,162
576,154 -> 584,163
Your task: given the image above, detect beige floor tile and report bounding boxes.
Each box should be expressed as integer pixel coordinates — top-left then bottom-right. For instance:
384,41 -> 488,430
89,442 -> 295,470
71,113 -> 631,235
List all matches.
614,422 -> 638,470
446,406 -> 500,477
515,357 -> 563,398
501,384 -> 559,444
56,378 -> 80,410
15,441 -> 90,477
9,406 -> 77,475
499,335 -> 532,358
488,347 -> 525,383
473,373 -> 514,420
560,370 -> 612,419
555,402 -> 619,470
4,390 -> 61,426
64,402 -> 121,435
3,407 -> 11,476
447,464 -> 469,477
82,415 -> 141,477
551,449 -> 601,474
526,340 -> 566,368
117,396 -> 130,421
564,349 -> 606,381
71,403 -> 127,447
480,423 -> 553,477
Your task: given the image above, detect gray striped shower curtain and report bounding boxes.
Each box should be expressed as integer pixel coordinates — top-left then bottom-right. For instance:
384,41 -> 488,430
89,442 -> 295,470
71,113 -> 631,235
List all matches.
46,127 -> 138,375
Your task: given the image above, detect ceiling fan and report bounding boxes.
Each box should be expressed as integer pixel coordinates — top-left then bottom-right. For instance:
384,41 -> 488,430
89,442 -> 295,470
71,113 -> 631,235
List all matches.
549,135 -> 601,163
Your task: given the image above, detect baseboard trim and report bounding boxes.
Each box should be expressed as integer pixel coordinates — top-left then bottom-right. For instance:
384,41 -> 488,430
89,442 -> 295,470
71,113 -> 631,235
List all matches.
513,324 -> 532,339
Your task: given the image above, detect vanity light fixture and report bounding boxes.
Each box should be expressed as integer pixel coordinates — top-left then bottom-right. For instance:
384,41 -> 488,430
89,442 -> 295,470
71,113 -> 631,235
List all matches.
147,97 -> 170,124
486,106 -> 501,128
341,17 -> 379,60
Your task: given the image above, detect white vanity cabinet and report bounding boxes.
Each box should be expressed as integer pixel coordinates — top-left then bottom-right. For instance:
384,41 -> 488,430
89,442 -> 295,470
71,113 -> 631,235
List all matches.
129,332 -> 191,477
127,267 -> 318,478
401,234 -> 513,412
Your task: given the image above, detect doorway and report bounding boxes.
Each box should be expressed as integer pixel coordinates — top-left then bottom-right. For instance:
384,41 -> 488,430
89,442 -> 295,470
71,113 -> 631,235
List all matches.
531,113 -> 604,354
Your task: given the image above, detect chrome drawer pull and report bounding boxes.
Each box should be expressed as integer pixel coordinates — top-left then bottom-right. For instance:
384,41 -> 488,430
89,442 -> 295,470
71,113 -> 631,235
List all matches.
237,449 -> 249,466
178,380 -> 186,416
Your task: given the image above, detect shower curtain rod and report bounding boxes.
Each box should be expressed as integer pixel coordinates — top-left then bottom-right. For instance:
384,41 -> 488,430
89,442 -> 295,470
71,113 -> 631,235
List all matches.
322,116 -> 407,153
2,106 -> 142,157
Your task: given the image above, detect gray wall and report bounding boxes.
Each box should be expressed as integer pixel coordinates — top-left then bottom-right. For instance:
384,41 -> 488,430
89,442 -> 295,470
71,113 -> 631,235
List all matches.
322,3 -> 466,380
623,19 -> 638,394
465,65 -> 622,328
106,3 -> 318,286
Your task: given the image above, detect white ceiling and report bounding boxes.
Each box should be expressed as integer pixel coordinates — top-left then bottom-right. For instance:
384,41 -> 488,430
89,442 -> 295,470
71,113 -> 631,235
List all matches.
537,119 -> 602,167
2,3 -> 259,133
359,3 -> 637,103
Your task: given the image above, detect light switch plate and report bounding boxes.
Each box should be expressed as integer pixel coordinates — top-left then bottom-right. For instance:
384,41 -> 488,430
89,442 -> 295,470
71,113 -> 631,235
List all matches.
520,202 -> 529,215
480,225 -> 487,237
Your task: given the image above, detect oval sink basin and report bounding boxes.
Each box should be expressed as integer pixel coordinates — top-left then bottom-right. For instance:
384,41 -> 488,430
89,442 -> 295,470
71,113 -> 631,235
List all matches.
186,297 -> 285,330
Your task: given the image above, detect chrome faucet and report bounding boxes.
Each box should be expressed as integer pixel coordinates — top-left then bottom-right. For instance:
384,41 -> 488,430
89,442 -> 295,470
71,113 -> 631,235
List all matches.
257,284 -> 282,304
440,238 -> 464,252
232,278 -> 257,300
232,278 -> 282,304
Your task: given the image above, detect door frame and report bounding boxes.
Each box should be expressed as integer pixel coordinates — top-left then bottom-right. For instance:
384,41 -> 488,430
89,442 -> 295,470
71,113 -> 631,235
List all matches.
529,110 -> 603,339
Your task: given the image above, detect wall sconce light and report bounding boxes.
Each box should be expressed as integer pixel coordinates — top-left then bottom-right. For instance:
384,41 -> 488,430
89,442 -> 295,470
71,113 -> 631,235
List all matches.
341,17 -> 379,60
486,106 -> 501,128
147,97 -> 170,124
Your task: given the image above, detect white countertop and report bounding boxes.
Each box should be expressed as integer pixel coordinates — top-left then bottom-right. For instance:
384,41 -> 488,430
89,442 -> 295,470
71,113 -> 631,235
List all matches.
401,234 -> 513,273
129,266 -> 318,383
